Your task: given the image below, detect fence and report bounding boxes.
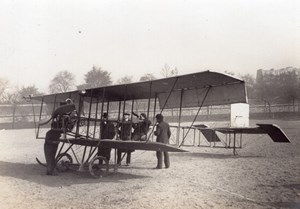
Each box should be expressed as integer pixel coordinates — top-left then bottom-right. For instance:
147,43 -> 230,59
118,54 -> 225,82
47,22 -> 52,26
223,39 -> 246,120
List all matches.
0,102 -> 300,129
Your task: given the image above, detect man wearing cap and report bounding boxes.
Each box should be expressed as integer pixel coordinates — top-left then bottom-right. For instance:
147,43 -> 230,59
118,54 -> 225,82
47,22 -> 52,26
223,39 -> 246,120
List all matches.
132,112 -> 152,141
65,98 -> 73,105
117,112 -> 133,165
154,114 -> 171,169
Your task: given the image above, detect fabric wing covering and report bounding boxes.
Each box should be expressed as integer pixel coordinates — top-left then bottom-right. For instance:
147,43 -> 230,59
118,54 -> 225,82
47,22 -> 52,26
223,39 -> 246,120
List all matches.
31,70 -> 248,108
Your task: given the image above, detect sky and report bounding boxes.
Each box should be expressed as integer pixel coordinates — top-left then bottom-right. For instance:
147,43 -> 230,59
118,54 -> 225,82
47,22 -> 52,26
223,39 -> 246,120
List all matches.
0,0 -> 299,93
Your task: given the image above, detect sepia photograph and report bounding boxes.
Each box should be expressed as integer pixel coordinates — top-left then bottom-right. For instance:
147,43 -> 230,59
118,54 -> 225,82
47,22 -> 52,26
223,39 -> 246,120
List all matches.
0,0 -> 299,208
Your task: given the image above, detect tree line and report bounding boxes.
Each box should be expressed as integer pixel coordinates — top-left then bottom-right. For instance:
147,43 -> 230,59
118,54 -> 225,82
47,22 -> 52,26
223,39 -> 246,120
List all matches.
0,64 -> 178,104
0,66 -> 299,106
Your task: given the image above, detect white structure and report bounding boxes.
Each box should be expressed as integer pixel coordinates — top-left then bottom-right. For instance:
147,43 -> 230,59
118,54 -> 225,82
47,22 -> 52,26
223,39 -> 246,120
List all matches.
230,103 -> 249,127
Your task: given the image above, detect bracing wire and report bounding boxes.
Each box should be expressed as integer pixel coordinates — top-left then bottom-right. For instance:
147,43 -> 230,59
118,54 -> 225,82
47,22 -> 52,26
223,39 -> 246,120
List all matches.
23,95 -> 38,136
146,77 -> 179,142
179,86 -> 211,147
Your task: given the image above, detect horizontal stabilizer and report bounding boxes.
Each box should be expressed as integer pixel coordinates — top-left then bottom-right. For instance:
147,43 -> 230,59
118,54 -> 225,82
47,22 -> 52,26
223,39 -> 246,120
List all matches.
194,124 -> 290,143
257,124 -> 290,143
199,129 -> 221,142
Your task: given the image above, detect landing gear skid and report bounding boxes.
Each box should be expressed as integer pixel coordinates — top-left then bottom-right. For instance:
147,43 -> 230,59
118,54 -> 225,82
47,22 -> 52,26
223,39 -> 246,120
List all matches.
36,157 -> 46,167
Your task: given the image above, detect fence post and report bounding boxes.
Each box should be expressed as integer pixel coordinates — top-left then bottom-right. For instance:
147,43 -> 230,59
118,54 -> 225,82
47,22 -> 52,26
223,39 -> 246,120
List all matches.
206,106 -> 209,120
12,103 -> 16,129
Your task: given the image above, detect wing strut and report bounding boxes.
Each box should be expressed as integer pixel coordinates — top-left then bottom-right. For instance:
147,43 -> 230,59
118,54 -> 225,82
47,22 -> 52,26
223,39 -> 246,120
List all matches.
86,89 -> 94,138
176,89 -> 184,145
145,81 -> 153,141
36,96 -> 45,139
179,86 -> 211,147
92,96 -> 100,139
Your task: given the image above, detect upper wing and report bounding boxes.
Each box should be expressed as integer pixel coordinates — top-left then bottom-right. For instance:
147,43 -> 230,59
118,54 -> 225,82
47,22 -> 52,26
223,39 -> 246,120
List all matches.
30,71 -> 247,109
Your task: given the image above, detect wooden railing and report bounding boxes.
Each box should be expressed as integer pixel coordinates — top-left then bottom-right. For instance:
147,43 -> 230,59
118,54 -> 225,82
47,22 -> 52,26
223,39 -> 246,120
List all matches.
0,103 -> 300,129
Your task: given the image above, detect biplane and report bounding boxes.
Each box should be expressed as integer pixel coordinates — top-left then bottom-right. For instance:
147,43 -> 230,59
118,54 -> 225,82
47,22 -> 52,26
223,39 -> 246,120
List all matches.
26,70 -> 290,177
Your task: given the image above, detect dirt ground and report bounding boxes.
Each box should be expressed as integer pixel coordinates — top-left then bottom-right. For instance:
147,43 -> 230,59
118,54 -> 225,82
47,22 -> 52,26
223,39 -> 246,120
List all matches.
0,119 -> 299,209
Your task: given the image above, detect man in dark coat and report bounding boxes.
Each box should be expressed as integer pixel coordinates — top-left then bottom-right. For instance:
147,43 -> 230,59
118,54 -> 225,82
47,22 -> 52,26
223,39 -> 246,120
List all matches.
98,112 -> 115,163
154,114 -> 171,169
44,125 -> 62,175
117,112 -> 133,166
44,98 -> 76,175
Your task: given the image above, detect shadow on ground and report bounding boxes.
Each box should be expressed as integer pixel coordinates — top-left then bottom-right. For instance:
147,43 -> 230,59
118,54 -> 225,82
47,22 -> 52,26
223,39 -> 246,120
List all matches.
0,161 -> 150,187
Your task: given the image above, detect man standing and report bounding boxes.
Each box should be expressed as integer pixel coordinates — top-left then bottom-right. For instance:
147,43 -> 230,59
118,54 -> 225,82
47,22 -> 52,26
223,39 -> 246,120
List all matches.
154,114 -> 171,169
98,112 -> 115,163
44,98 -> 76,175
117,112 -> 133,166
44,128 -> 62,175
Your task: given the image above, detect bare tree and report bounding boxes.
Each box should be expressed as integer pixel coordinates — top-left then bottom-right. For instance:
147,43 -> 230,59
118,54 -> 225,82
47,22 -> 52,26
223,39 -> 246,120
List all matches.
224,70 -> 235,76
240,74 -> 256,99
0,77 -> 8,102
19,85 -> 42,98
3,85 -> 42,104
254,67 -> 300,114
161,64 -> 179,78
117,75 -> 133,84
79,66 -> 112,89
139,73 -> 156,81
49,71 -> 76,93
1,86 -> 21,104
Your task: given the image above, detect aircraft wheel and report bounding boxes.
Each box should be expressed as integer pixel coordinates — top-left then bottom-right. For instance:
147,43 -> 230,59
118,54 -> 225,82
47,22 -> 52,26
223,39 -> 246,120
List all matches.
89,156 -> 109,178
56,153 -> 73,172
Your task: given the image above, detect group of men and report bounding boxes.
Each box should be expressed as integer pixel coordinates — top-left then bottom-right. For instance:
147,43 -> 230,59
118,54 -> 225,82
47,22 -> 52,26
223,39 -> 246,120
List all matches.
99,111 -> 171,169
44,98 -> 172,175
99,111 -> 152,166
